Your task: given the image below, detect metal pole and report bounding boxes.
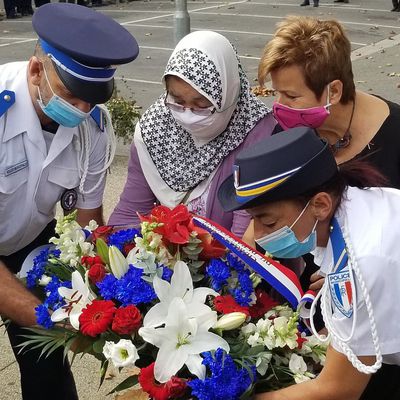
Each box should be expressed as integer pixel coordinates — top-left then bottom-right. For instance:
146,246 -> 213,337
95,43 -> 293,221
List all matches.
174,0 -> 190,45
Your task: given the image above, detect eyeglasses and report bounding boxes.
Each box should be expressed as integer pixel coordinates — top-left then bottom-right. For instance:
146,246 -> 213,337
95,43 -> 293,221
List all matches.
164,93 -> 216,116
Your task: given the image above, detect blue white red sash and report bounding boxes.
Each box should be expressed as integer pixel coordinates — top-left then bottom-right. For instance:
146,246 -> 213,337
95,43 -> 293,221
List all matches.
192,215 -> 304,308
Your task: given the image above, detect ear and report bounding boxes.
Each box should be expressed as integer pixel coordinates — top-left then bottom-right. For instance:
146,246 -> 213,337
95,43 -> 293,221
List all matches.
328,80 -> 343,105
28,56 -> 43,87
310,192 -> 333,222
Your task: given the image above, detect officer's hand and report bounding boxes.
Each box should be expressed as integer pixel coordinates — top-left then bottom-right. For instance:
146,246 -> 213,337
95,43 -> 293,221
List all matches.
309,272 -> 325,293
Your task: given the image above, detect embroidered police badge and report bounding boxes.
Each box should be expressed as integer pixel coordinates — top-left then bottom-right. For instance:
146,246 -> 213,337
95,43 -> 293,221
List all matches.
60,189 -> 77,211
328,270 -> 354,318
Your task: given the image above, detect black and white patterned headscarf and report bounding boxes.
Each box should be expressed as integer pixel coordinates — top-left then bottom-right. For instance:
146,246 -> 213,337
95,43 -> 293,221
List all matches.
140,31 -> 269,192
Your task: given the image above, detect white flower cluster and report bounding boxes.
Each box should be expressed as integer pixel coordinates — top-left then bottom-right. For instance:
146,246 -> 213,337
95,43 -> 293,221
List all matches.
241,305 -> 328,383
49,214 -> 97,266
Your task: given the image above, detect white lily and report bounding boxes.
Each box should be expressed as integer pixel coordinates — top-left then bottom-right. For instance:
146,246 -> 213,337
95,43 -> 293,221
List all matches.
139,297 -> 229,383
213,312 -> 247,331
102,339 -> 139,368
143,261 -> 218,328
109,245 -> 129,279
51,271 -> 95,329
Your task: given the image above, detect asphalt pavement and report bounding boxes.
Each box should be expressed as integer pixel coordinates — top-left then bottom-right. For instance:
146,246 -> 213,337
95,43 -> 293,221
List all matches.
0,0 -> 399,398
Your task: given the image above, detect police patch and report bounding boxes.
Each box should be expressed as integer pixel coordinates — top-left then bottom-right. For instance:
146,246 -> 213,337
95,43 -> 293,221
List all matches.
328,270 -> 353,318
60,189 -> 77,211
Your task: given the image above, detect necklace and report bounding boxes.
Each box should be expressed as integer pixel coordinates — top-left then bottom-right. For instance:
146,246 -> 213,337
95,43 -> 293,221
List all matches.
330,99 -> 355,154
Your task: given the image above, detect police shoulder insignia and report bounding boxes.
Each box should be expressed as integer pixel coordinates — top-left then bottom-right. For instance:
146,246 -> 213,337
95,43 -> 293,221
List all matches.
328,270 -> 354,318
60,189 -> 78,211
0,90 -> 16,118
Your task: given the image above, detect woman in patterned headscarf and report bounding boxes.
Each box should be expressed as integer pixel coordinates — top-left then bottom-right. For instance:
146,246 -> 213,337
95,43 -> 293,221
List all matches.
109,31 -> 276,237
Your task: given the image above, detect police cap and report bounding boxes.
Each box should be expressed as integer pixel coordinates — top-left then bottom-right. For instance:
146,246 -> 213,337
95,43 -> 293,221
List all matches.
32,3 -> 139,104
218,127 -> 339,211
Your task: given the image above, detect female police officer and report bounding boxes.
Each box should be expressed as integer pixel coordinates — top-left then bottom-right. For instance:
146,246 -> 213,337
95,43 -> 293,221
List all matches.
218,127 -> 400,399
0,3 -> 138,399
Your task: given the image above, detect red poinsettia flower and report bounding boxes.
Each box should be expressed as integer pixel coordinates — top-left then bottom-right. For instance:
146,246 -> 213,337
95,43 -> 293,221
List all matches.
91,226 -> 113,242
79,300 -> 116,337
248,289 -> 279,319
81,255 -> 104,267
214,295 -> 250,316
112,305 -> 142,335
88,263 -> 107,284
139,363 -> 187,400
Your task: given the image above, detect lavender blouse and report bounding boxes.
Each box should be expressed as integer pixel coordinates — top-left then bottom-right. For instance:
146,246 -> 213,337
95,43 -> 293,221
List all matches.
108,115 -> 276,237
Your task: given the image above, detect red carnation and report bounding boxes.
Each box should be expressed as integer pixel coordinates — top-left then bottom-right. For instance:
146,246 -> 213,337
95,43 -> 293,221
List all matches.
214,295 -> 250,316
248,289 -> 279,319
79,300 -> 116,337
112,305 -> 142,335
139,363 -> 187,400
81,255 -> 103,267
88,263 -> 107,284
91,225 -> 113,242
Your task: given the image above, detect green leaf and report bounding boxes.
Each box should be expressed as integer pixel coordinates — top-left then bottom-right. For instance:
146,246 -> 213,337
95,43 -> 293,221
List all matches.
99,359 -> 109,389
107,375 -> 139,395
245,345 -> 265,356
96,238 -> 110,265
92,337 -> 106,354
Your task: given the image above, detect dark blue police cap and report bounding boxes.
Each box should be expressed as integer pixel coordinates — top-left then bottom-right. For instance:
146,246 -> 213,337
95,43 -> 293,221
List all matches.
218,127 -> 339,212
32,3 -> 139,104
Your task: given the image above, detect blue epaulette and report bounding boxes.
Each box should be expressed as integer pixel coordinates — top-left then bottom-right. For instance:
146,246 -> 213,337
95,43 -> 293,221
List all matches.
90,106 -> 105,132
0,90 -> 16,118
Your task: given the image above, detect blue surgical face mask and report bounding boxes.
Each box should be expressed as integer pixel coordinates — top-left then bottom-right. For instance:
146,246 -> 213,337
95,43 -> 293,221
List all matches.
37,66 -> 91,128
255,202 -> 318,259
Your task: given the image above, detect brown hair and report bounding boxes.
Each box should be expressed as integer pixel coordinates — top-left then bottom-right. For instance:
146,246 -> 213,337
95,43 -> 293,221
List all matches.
258,16 -> 355,104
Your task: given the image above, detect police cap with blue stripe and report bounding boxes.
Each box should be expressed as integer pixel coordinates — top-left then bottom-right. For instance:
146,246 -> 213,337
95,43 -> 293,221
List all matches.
32,3 -> 139,104
218,127 -> 338,211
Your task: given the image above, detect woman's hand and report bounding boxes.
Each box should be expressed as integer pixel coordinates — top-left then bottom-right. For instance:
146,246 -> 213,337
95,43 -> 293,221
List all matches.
309,271 -> 325,292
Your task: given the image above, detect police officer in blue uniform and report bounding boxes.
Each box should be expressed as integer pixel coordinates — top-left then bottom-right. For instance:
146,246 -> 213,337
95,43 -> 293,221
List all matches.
0,4 -> 139,399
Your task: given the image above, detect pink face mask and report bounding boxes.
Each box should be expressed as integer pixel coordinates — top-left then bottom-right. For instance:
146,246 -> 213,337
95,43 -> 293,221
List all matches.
272,87 -> 331,130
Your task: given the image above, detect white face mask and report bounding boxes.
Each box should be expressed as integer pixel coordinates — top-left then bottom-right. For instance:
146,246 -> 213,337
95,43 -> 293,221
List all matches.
170,105 -> 235,147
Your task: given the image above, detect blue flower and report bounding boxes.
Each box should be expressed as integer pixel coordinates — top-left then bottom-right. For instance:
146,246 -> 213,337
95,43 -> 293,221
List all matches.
226,253 -> 246,273
206,259 -> 231,291
26,247 -> 58,288
114,266 -> 157,306
97,266 -> 157,306
44,277 -> 71,310
188,348 -> 255,400
230,270 -> 254,306
161,265 -> 173,282
97,274 -> 118,300
108,229 -> 141,252
35,304 -> 54,329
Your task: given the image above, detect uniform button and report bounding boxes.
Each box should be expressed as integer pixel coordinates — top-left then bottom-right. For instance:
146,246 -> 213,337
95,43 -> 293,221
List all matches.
4,94 -> 11,102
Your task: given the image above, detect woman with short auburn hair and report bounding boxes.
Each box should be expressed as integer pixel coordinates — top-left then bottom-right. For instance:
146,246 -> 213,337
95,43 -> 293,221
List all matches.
259,16 -> 400,176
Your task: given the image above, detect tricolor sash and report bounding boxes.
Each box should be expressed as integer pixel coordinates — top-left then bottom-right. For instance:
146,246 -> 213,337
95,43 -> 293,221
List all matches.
192,215 -> 304,308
